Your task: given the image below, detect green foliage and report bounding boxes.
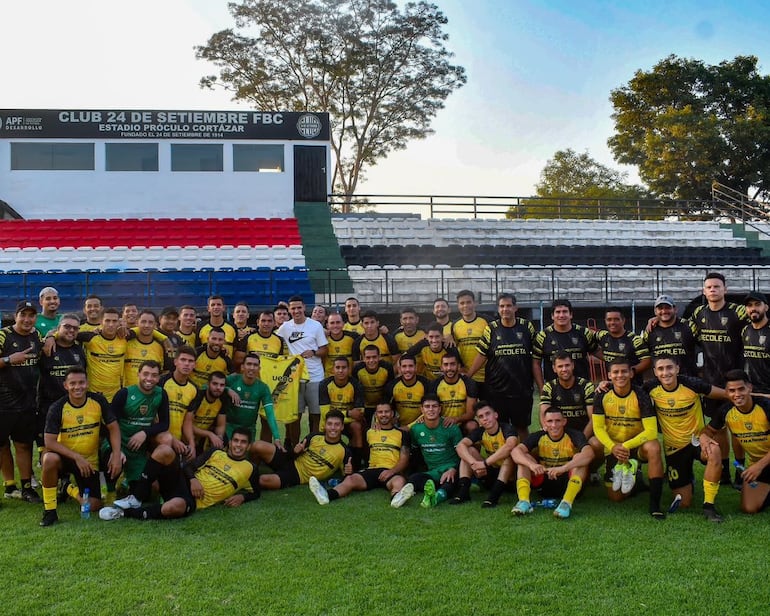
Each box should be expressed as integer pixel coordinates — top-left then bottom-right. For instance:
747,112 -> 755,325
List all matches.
609,55 -> 770,201
196,0 -> 466,209
508,149 -> 661,219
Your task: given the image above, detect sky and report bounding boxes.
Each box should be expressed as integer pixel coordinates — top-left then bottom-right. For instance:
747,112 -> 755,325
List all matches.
3,0 -> 770,197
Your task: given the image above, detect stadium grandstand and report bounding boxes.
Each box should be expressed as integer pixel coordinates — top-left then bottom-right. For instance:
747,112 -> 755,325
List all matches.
2,109 -> 770,325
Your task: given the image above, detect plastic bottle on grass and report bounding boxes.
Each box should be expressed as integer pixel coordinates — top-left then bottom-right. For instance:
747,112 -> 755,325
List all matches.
81,488 -> 91,519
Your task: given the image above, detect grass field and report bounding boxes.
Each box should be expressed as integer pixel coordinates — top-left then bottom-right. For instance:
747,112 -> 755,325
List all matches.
2,455 -> 768,615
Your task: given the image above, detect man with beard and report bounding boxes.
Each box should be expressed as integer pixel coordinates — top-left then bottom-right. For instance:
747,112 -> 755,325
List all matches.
642,295 -> 698,377
741,291 -> 770,394
430,350 -> 478,434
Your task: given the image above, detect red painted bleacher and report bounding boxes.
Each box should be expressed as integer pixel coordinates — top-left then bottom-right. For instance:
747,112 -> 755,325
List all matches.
0,217 -> 301,248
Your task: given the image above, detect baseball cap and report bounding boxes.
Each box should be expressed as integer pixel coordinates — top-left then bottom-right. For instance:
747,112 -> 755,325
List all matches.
654,295 -> 675,308
744,291 -> 769,305
15,300 -> 37,314
161,306 -> 180,317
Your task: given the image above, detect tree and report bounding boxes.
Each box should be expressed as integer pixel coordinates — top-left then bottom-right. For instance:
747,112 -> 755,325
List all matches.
196,0 -> 466,211
608,55 -> 770,202
507,149 -> 658,219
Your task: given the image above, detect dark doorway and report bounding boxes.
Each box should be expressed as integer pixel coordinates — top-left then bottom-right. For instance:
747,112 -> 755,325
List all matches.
293,145 -> 327,202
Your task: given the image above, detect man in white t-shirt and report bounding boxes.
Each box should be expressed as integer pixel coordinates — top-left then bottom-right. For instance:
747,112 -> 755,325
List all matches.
277,295 -> 329,445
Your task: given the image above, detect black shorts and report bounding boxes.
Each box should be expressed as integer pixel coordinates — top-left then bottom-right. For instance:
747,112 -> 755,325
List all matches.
0,411 -> 37,445
60,458 -> 102,500
485,391 -> 532,429
603,450 -> 641,483
268,448 -> 301,488
358,467 -> 391,490
156,459 -> 196,516
665,444 -> 705,489
537,474 -> 570,499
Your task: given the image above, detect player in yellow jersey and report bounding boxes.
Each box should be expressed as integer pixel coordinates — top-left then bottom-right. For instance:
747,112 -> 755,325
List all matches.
707,370 -> 770,514
352,310 -> 400,366
159,346 -> 199,460
124,310 -> 167,385
99,427 -> 260,521
40,367 -> 123,526
78,308 -> 126,402
191,371 -> 227,452
453,401 -> 518,508
176,305 -> 198,348
319,358 -> 366,468
190,328 -> 233,388
197,295 -> 237,357
352,345 -> 394,424
343,297 -> 365,336
451,290 -> 488,396
432,298 -> 453,339
593,359 -> 665,518
430,350 -> 478,433
252,410 -> 352,489
644,355 -> 728,521
308,402 -> 410,505
511,407 -> 594,519
233,310 -> 287,370
384,354 -> 430,427
323,312 -> 357,377
394,307 -> 425,353
408,322 -> 448,380
79,295 -> 103,333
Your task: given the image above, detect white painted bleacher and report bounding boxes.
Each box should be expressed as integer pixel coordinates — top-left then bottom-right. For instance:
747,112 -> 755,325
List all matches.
0,245 -> 306,271
332,217 -> 744,248
346,264 -> 768,306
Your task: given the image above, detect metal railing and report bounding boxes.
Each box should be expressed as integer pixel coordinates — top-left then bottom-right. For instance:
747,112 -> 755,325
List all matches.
328,194 -> 711,220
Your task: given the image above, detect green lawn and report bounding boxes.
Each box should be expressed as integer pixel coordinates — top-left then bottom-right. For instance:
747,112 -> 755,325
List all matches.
2,467 -> 767,615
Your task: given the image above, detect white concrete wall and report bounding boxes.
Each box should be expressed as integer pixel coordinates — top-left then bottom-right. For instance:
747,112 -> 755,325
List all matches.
0,140 -> 298,219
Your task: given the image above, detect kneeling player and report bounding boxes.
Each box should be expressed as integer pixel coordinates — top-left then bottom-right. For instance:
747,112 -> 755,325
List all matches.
511,407 -> 593,519
309,402 -> 410,505
40,367 -> 123,526
253,410 -> 352,490
99,427 -> 259,520
706,370 -> 770,514
452,401 -> 518,508
593,359 -> 665,518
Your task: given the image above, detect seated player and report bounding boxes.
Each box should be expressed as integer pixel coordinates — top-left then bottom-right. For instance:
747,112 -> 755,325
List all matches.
706,370 -> 770,514
308,402 -> 410,505
452,401 -> 518,508
390,394 -> 462,508
252,410 -> 352,490
39,367 -> 123,526
593,359 -> 665,518
511,407 -> 593,519
644,355 -> 728,522
99,427 -> 260,521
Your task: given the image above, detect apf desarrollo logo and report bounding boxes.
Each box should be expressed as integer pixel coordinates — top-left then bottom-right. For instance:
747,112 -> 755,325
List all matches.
296,114 -> 322,138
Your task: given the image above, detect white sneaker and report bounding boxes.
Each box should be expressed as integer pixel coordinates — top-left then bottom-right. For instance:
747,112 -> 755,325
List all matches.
621,459 -> 639,495
390,483 -> 415,508
113,494 -> 142,510
308,477 -> 329,505
99,506 -> 125,521
30,476 -> 39,489
611,464 -> 625,492
3,488 -> 22,500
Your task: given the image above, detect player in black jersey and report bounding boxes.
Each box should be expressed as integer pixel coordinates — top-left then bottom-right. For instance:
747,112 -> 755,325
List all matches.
642,295 -> 698,377
0,301 -> 44,503
467,293 -> 536,439
595,307 -> 650,383
742,291 -> 770,394
37,314 -> 85,453
158,306 -> 184,371
691,272 -> 749,486
532,299 -> 597,390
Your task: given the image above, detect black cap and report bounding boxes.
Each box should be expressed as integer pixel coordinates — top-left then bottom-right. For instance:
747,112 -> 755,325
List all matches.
15,300 -> 37,315
161,306 -> 180,317
744,291 -> 769,305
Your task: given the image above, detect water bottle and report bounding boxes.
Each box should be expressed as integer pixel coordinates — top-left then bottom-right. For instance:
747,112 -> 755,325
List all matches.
80,488 -> 91,519
326,478 -> 341,488
733,461 -> 758,488
534,498 -> 558,509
